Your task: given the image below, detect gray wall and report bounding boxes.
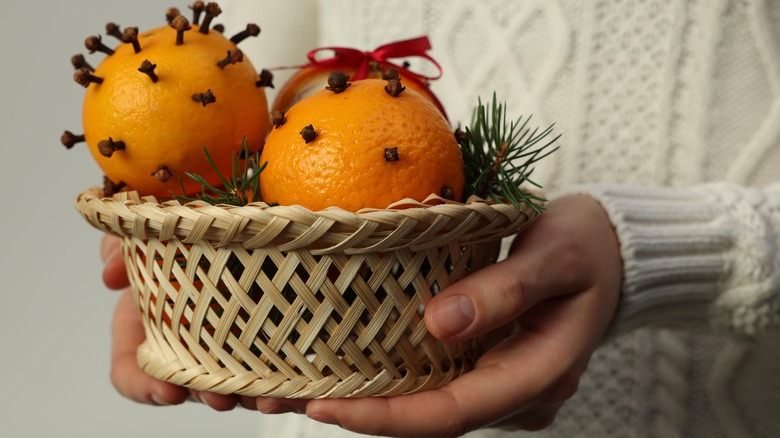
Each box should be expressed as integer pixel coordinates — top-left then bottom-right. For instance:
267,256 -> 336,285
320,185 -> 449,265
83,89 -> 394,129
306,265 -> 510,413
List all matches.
0,1 -> 271,436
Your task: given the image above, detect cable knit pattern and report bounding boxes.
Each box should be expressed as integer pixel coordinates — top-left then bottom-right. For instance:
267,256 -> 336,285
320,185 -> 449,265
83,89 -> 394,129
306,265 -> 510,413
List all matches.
219,0 -> 780,436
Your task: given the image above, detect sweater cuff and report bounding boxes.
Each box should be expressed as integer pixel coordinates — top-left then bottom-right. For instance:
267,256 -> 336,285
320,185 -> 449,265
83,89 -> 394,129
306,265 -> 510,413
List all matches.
553,185 -> 735,336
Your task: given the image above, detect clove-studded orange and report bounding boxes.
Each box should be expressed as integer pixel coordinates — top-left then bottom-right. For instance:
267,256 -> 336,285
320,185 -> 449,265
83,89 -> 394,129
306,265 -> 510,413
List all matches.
273,65 -> 446,117
69,3 -> 270,198
260,76 -> 465,212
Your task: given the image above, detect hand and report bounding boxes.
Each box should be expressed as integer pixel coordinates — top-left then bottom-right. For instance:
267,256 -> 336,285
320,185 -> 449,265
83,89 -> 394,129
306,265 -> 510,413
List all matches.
104,193 -> 622,436
273,195 -> 623,436
101,236 -> 252,411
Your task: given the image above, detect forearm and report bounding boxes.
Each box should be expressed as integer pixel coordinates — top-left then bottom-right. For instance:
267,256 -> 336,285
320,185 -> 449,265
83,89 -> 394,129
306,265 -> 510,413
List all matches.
556,183 -> 780,339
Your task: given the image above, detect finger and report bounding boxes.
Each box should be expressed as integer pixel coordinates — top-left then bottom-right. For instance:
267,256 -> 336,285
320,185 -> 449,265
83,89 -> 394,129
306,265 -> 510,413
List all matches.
238,395 -> 259,411
425,196 -> 618,341
101,236 -> 130,290
101,235 -> 121,262
111,289 -> 189,406
198,391 -> 240,411
425,254 -> 542,341
306,332 -> 575,436
307,283 -> 614,437
256,397 -> 310,414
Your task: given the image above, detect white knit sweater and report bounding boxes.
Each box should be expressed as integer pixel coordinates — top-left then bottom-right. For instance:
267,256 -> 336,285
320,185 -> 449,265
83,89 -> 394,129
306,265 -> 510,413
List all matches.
225,0 -> 780,436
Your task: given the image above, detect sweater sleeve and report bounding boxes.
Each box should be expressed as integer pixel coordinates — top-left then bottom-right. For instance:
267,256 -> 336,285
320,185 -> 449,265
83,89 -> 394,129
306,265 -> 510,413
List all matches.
557,183 -> 780,339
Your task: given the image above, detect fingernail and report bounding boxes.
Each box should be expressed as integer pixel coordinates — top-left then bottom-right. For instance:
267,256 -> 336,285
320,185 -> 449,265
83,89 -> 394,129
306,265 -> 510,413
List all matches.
431,295 -> 475,337
104,249 -> 120,267
151,394 -> 171,406
259,403 -> 297,415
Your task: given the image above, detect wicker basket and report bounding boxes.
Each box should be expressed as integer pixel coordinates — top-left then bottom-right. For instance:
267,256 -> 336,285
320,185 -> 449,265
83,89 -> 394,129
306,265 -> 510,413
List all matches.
76,188 -> 538,398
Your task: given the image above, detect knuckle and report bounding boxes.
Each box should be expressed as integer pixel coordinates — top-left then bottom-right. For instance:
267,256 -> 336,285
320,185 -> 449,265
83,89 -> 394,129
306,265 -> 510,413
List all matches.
491,268 -> 525,314
550,237 -> 592,289
550,372 -> 581,404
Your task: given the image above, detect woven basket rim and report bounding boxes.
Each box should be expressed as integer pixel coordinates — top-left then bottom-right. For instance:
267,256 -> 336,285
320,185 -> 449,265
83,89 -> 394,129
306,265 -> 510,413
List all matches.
76,187 -> 539,254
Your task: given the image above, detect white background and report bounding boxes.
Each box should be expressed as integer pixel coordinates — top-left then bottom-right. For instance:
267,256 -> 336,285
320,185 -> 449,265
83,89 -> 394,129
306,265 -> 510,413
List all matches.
0,1 -> 300,436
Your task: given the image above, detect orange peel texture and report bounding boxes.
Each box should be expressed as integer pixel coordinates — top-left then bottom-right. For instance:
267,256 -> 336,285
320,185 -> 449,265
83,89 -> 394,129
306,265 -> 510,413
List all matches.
260,78 -> 464,212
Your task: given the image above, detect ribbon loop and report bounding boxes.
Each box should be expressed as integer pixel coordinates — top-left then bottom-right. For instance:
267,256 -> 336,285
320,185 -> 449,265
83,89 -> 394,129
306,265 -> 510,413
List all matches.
305,36 -> 443,82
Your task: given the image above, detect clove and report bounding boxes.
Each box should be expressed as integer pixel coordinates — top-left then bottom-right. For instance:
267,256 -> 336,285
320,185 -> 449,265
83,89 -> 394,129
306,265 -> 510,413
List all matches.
192,90 -> 216,106
384,78 -> 405,97
190,1 -> 205,25
170,15 -> 191,45
212,24 -> 224,33
61,131 -> 85,149
103,176 -> 126,197
71,54 -> 94,72
256,69 -> 274,88
440,186 -> 455,201
300,125 -> 318,144
97,138 -> 125,158
325,71 -> 351,93
384,147 -> 400,162
105,22 -> 123,40
199,2 -> 222,34
85,35 -> 114,56
121,27 -> 141,54
454,128 -> 468,144
381,68 -> 401,81
152,166 -> 173,183
270,110 -> 286,128
165,7 -> 181,24
138,60 -> 158,82
74,68 -> 104,87
217,49 -> 243,68
230,23 -> 260,44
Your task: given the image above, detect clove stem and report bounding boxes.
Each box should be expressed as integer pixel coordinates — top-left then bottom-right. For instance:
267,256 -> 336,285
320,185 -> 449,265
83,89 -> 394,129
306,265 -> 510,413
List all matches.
97,138 -> 125,158
190,1 -> 205,25
199,2 -> 222,34
85,35 -> 114,56
138,60 -> 158,82
71,54 -> 94,72
74,68 -> 104,87
170,15 -> 191,46
121,27 -> 141,54
61,131 -> 85,149
105,23 -> 122,40
230,23 -> 260,44
217,49 -> 243,68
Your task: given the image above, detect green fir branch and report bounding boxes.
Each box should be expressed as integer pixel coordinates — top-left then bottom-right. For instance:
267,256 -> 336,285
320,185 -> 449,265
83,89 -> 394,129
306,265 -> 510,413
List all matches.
174,136 -> 266,206
460,93 -> 560,212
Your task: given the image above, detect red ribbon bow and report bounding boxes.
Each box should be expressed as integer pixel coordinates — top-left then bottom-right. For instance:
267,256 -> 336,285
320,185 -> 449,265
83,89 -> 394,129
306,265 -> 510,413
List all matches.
305,36 -> 442,81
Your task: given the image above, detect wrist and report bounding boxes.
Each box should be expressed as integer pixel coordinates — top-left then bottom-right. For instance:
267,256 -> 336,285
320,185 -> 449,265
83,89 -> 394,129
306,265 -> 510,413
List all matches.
553,185 -> 730,336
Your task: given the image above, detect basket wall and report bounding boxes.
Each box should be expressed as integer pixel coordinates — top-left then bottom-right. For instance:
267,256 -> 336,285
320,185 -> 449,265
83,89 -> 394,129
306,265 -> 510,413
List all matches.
125,235 -> 500,398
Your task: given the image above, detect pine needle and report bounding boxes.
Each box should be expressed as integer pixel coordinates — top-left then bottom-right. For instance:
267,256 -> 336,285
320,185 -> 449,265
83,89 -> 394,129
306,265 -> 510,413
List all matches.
460,93 -> 560,212
174,136 -> 266,206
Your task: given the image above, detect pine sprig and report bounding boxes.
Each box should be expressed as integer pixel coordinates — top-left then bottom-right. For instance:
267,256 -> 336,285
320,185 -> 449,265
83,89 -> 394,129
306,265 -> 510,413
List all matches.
460,93 -> 560,212
174,137 -> 266,206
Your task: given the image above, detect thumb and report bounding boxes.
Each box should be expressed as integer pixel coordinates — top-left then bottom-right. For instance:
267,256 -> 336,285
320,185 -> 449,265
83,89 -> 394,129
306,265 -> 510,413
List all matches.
424,252 -> 549,341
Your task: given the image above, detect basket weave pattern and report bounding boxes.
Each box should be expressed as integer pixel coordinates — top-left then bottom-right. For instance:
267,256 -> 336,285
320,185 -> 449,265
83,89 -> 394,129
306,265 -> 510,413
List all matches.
77,189 -> 537,398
